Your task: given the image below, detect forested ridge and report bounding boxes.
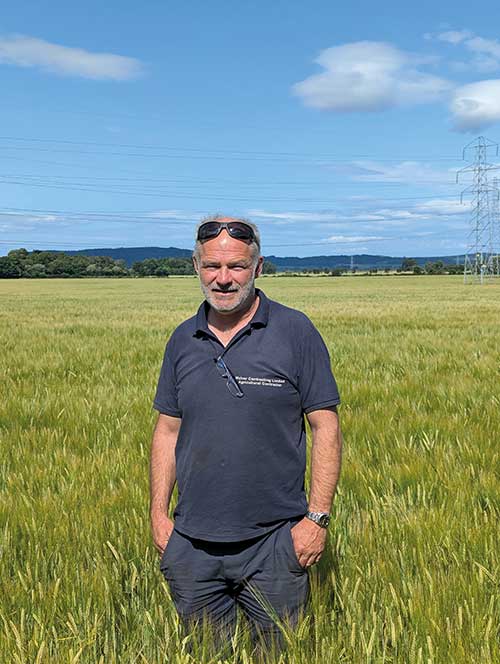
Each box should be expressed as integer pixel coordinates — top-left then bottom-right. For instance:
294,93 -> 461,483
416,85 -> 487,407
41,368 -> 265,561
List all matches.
0,249 -> 278,278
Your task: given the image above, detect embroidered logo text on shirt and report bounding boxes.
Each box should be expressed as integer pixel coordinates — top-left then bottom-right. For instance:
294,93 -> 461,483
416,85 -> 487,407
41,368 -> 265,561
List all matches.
236,376 -> 285,388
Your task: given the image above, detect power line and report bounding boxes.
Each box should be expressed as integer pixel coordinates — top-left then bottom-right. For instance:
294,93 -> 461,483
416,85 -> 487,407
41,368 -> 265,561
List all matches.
0,135 -> 463,162
0,144 -> 468,171
0,177 -> 460,205
0,156 -> 463,195
0,173 -> 458,189
0,170 -> 464,191
0,177 -> 347,203
0,206 -> 468,227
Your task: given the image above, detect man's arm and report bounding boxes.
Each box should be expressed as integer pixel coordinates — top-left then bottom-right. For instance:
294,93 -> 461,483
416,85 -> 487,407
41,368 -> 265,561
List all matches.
150,412 -> 181,554
307,406 -> 342,512
290,406 -> 342,568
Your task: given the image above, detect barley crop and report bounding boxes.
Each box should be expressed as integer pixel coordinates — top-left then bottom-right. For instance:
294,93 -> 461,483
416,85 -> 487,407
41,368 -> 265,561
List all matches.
0,276 -> 498,663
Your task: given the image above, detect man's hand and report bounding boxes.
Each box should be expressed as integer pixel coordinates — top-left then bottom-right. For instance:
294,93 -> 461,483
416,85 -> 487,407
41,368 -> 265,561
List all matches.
290,517 -> 327,568
151,511 -> 174,555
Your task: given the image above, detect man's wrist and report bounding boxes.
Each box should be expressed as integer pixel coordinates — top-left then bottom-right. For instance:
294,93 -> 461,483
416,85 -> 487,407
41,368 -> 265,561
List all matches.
150,505 -> 169,519
305,510 -> 331,528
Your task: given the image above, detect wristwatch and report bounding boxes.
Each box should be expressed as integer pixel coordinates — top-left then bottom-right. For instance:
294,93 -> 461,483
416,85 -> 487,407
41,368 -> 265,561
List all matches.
305,511 -> 331,528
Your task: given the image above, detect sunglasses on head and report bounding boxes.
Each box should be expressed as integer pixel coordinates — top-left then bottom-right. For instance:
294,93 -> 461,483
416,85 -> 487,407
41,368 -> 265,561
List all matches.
197,221 -> 255,244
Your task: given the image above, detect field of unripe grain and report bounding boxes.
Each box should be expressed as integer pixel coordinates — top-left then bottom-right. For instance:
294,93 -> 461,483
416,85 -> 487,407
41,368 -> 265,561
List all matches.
0,275 -> 498,663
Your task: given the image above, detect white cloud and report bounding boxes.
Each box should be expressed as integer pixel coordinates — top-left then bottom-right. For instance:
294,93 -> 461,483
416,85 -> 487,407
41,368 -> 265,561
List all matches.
462,36 -> 500,73
292,41 -> 451,112
348,160 -> 452,184
353,200 -> 468,226
370,208 -> 425,220
249,198 -> 468,234
323,234 -> 384,243
0,34 -> 143,80
148,210 -> 196,221
414,199 -> 468,215
434,30 -> 472,45
292,33 -> 500,132
450,80 -> 500,131
432,30 -> 500,73
248,209 -> 340,223
0,211 -> 63,224
434,33 -> 500,127
348,213 -> 388,221
0,212 -> 72,234
466,36 -> 500,61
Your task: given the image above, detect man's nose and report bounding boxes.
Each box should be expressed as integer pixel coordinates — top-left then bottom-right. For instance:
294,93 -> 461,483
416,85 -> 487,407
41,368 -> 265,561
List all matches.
216,267 -> 232,286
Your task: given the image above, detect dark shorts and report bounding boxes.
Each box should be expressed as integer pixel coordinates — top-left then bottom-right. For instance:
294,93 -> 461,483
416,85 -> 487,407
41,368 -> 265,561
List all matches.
160,519 -> 310,642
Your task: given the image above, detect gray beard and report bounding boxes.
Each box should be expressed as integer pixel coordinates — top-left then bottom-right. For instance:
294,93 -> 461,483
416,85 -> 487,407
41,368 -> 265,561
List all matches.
200,276 -> 256,313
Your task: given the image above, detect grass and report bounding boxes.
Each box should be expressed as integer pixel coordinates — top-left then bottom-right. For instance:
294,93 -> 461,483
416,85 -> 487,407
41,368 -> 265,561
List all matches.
0,275 -> 498,663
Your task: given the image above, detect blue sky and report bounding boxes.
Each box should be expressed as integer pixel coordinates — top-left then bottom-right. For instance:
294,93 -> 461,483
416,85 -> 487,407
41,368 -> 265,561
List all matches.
2,0 -> 500,257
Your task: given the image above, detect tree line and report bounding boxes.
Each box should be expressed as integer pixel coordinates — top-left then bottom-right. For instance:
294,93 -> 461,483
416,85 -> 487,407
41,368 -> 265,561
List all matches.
0,248 -> 472,279
0,249 -> 278,278
399,258 -> 465,275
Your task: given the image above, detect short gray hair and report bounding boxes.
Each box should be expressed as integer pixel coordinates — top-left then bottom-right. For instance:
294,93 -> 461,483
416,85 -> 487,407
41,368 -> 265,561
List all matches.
193,214 -> 261,263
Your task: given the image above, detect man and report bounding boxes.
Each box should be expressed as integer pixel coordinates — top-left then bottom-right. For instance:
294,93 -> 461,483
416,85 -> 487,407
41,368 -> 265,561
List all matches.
150,215 -> 342,650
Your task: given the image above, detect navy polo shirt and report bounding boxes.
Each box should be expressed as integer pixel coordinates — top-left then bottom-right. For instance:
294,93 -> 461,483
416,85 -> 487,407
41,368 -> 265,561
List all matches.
153,289 -> 340,542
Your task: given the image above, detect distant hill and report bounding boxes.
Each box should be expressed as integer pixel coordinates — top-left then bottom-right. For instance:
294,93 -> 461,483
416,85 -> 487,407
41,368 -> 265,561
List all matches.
65,246 -> 192,265
268,254 -> 392,270
61,246 -> 462,270
266,254 -> 461,271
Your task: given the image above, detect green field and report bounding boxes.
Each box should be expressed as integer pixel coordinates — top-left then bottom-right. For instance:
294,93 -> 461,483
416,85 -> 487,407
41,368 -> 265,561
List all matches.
1,276 -> 498,663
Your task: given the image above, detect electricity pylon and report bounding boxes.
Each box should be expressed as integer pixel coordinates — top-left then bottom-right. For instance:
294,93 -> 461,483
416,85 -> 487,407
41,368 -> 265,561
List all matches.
456,136 -> 499,283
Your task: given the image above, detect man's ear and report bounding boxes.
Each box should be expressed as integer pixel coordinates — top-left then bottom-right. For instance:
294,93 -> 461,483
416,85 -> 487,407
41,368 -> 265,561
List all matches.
255,256 -> 264,278
192,255 -> 199,274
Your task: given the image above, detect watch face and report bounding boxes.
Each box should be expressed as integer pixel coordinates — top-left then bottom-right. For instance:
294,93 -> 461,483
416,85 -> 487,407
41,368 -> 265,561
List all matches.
318,514 -> 330,527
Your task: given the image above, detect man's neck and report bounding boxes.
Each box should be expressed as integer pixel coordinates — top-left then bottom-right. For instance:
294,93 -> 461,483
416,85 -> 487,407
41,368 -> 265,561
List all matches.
207,292 -> 260,335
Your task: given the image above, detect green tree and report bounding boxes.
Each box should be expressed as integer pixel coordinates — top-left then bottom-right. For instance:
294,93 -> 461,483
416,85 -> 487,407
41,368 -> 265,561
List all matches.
154,265 -> 170,277
132,257 -> 195,276
7,248 -> 29,261
111,264 -> 128,277
137,258 -> 160,276
131,261 -> 146,276
0,249 -> 130,278
401,258 -> 418,271
425,261 -> 445,275
262,260 -> 277,275
0,256 -> 23,278
47,255 -> 83,277
24,263 -> 47,278
446,263 -> 464,275
165,258 -> 195,275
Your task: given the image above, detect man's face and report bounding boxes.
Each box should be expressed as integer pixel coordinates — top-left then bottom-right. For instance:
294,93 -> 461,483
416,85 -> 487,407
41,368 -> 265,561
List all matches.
194,230 -> 263,314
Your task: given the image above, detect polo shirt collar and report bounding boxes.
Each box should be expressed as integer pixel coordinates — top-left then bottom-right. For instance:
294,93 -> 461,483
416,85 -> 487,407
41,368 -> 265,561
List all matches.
250,289 -> 269,327
194,288 -> 269,336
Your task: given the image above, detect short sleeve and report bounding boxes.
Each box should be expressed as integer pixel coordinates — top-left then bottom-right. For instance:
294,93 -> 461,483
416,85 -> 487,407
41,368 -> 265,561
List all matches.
298,318 -> 341,414
153,337 -> 182,418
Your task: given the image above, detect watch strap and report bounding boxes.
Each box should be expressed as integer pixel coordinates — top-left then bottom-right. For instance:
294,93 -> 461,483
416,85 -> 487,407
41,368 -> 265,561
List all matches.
305,511 -> 331,528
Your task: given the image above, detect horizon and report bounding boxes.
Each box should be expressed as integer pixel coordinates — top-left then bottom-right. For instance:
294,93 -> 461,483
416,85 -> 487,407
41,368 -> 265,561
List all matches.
2,2 -> 500,257
2,244 -> 469,261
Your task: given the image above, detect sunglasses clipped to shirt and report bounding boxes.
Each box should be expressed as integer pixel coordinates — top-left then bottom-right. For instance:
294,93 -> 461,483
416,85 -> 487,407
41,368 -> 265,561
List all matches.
197,221 -> 256,244
215,355 -> 244,398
